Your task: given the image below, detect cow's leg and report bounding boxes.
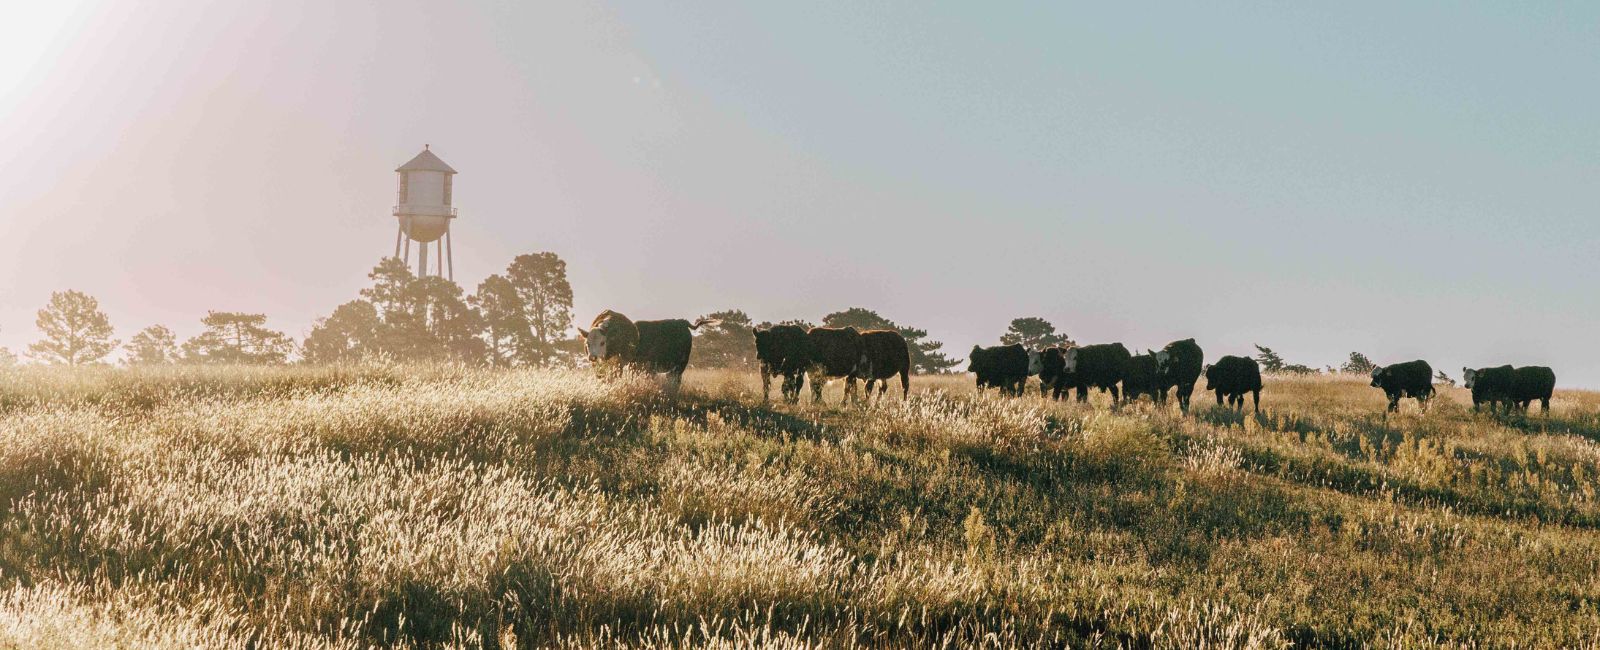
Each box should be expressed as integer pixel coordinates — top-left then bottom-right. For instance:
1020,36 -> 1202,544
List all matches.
1109,384 -> 1121,406
760,367 -> 773,402
1387,393 -> 1400,413
1541,397 -> 1551,414
899,369 -> 910,399
846,376 -> 859,404
810,370 -> 826,404
1251,390 -> 1260,414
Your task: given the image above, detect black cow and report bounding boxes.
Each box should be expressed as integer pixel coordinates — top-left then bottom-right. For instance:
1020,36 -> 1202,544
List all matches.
1464,365 -> 1516,413
969,344 -> 1030,396
579,310 -> 714,391
754,325 -> 813,403
1035,347 -> 1067,399
1056,343 -> 1132,404
859,330 -> 911,401
1465,365 -> 1556,414
1205,355 -> 1262,413
1370,360 -> 1434,413
1513,366 -> 1556,414
806,327 -> 864,403
1121,351 -> 1167,405
1156,339 -> 1204,412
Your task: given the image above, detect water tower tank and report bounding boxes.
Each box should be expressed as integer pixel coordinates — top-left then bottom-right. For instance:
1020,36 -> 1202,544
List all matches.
392,145 -> 457,279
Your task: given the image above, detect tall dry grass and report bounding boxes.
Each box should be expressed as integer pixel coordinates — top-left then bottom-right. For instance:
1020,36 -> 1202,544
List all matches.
1,364 -> 1598,647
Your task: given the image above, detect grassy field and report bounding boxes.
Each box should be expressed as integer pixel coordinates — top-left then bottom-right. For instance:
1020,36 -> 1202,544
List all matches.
1,364 -> 1599,648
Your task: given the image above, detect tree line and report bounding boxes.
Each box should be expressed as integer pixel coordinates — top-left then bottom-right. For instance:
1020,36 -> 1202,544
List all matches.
0,251 -> 967,372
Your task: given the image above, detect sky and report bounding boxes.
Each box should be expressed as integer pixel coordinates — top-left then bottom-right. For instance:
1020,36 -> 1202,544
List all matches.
2,2 -> 1598,383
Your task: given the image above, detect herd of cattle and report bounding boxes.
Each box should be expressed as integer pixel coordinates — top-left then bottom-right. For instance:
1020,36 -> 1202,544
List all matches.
576,310 -> 1558,414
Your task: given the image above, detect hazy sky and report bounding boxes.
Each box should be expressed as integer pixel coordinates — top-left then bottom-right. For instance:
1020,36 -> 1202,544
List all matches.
4,2 -> 1598,383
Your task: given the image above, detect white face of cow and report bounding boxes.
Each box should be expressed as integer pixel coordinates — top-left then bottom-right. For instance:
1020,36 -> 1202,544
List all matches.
1154,350 -> 1171,372
1063,347 -> 1080,373
584,329 -> 607,361
1462,367 -> 1477,389
1027,350 -> 1043,376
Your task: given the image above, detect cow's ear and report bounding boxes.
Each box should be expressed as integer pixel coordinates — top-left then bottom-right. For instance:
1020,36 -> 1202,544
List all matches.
577,328 -> 589,339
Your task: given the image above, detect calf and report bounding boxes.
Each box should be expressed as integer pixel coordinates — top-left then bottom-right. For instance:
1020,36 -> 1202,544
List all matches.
1156,339 -> 1204,413
1058,343 -> 1131,404
859,329 -> 911,401
806,327 -> 865,403
754,325 -> 813,403
1121,351 -> 1168,405
1205,355 -> 1262,413
969,344 -> 1030,396
1370,360 -> 1434,413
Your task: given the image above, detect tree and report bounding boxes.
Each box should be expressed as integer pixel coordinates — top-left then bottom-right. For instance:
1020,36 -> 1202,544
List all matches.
0,347 -> 14,367
999,317 -> 1073,349
1253,345 -> 1285,373
821,308 -> 960,374
506,252 -> 574,364
125,325 -> 178,365
690,309 -> 755,368
28,290 -> 119,366
407,276 -> 487,364
471,274 -> 531,366
1340,352 -> 1377,375
1435,370 -> 1457,387
182,312 -> 294,364
303,301 -> 383,364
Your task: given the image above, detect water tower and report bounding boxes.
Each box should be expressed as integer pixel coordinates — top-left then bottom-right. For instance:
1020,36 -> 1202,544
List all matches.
392,145 -> 457,280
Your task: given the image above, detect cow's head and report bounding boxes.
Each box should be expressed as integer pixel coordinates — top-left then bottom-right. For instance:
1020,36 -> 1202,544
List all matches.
1462,367 -> 1478,389
1154,350 -> 1171,373
1369,366 -> 1386,387
577,327 -> 606,361
1063,347 -> 1081,373
1027,349 -> 1043,376
1203,363 -> 1216,389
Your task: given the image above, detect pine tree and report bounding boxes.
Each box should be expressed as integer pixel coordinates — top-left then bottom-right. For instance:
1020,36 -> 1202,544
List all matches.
506,252 -> 574,364
182,312 -> 294,364
471,274 -> 531,366
303,301 -> 383,364
125,325 -> 179,365
28,290 -> 119,366
999,317 -> 1072,349
690,309 -> 756,368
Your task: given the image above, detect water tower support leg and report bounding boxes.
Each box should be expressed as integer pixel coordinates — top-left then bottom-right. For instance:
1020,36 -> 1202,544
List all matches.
394,227 -> 403,258
418,242 -> 429,278
403,238 -> 410,264
446,230 -> 454,282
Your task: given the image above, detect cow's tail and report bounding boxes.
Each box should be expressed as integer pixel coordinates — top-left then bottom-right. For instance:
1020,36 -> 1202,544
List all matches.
689,317 -> 722,331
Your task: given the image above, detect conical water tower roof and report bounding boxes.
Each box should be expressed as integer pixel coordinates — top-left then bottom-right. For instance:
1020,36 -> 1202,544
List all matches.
396,146 -> 457,173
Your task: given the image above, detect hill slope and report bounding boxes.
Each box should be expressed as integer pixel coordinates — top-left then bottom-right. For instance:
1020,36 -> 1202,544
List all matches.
1,366 -> 1598,648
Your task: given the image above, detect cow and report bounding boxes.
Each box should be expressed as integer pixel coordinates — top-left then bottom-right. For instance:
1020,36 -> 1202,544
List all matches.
753,324 -> 813,403
1121,351 -> 1168,405
1464,365 -> 1516,413
859,329 -> 911,401
969,344 -> 1030,396
1156,339 -> 1204,413
1056,343 -> 1132,404
1205,355 -> 1262,413
1465,365 -> 1556,414
578,310 -> 714,391
806,327 -> 865,403
1513,366 -> 1556,414
1370,360 -> 1434,413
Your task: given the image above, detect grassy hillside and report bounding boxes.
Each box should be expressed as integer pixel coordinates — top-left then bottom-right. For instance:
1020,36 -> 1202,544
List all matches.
1,365 -> 1598,648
